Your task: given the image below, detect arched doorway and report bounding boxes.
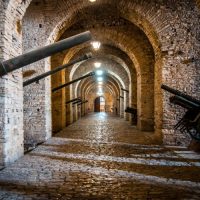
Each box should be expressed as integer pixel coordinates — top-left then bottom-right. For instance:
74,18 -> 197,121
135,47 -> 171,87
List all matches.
94,97 -> 105,112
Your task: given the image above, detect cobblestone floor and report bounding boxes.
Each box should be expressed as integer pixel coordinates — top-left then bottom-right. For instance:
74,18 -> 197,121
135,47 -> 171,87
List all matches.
0,113 -> 200,199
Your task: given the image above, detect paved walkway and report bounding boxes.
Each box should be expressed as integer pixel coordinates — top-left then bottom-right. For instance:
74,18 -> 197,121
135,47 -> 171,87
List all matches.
0,113 -> 200,199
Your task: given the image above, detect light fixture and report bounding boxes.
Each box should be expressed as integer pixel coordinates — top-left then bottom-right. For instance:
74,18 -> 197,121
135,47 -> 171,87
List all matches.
97,77 -> 103,82
98,88 -> 103,92
97,91 -> 103,96
95,70 -> 104,76
91,41 -> 101,50
98,81 -> 103,85
89,0 -> 96,2
94,62 -> 101,68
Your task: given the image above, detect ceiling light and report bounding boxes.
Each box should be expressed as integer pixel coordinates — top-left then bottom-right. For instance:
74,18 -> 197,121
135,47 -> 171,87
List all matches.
91,41 -> 101,50
97,91 -> 103,96
94,62 -> 101,68
95,70 -> 104,76
98,82 -> 103,85
89,0 -> 96,2
97,77 -> 103,82
98,88 -> 103,92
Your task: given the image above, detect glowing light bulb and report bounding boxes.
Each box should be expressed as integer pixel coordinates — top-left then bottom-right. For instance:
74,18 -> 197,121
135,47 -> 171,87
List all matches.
97,91 -> 103,96
94,62 -> 101,68
96,70 -> 104,76
89,0 -> 96,2
91,41 -> 101,50
97,77 -> 103,82
98,88 -> 103,93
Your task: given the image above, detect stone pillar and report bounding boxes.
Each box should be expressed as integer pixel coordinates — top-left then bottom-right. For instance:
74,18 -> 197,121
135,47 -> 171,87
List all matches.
124,92 -> 129,121
0,2 -> 25,166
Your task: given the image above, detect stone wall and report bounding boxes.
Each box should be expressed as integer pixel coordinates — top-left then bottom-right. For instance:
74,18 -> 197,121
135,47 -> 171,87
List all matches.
0,0 -> 30,166
22,5 -> 52,146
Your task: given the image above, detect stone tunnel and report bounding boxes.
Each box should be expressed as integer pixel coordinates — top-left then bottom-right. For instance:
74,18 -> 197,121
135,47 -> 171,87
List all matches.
0,0 -> 200,199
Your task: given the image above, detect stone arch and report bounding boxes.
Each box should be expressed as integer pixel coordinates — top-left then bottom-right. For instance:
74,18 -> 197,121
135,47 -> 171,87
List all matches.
72,67 -> 126,121
76,77 -> 119,116
21,0 -> 159,142
81,76 -> 121,115
0,0 -> 199,167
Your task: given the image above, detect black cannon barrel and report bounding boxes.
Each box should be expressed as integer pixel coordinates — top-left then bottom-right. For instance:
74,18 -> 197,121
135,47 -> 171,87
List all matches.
161,84 -> 200,105
66,98 -> 81,105
125,107 -> 137,114
170,95 -> 200,110
77,100 -> 88,106
120,96 -> 124,99
72,99 -> 82,105
52,72 -> 95,93
0,31 -> 92,76
23,53 -> 92,87
121,88 -> 129,93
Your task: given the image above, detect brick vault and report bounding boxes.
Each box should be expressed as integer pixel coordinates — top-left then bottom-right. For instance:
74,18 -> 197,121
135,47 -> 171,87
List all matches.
0,0 -> 200,199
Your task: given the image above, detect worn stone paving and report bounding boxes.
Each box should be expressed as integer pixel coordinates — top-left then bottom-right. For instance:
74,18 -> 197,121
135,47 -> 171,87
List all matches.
0,113 -> 200,200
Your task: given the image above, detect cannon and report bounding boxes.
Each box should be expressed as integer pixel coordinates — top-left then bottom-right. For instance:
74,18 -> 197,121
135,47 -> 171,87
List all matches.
66,98 -> 81,105
77,100 -> 88,106
121,88 -> 129,93
72,99 -> 82,105
125,107 -> 137,125
52,72 -> 95,93
0,31 -> 92,76
23,53 -> 92,87
161,84 -> 200,105
161,84 -> 200,141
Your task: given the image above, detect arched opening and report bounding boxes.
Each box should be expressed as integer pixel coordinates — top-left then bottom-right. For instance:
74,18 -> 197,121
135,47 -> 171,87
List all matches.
94,97 -> 100,112
0,0 -> 199,167
94,96 -> 106,112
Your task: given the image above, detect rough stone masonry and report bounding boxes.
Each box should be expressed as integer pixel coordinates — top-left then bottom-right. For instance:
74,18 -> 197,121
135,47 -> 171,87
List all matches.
0,0 -> 200,167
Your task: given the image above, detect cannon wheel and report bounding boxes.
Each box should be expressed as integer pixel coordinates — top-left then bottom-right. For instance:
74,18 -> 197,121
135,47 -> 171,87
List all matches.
187,120 -> 200,141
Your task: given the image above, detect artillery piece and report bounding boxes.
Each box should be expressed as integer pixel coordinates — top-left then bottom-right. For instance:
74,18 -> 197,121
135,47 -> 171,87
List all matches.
161,84 -> 200,141
125,107 -> 137,125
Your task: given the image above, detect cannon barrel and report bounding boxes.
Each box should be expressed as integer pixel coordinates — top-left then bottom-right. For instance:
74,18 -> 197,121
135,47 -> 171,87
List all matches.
72,99 -> 82,105
121,88 -> 129,93
161,84 -> 200,105
125,107 -> 137,114
66,98 -> 81,105
23,53 -> 92,87
0,31 -> 92,76
170,95 -> 200,110
52,72 -> 95,93
77,100 -> 88,106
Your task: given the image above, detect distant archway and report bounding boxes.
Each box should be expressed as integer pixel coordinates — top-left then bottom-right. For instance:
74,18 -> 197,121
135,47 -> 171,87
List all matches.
94,97 -> 106,112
